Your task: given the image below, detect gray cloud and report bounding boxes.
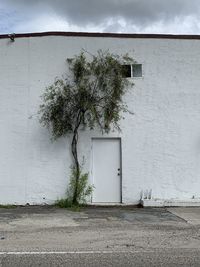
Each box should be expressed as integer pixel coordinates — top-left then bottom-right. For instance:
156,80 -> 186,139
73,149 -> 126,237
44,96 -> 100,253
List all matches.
1,0 -> 200,33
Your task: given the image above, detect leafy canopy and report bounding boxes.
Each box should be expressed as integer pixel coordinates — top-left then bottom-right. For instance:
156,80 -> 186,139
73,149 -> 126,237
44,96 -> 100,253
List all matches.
39,50 -> 134,139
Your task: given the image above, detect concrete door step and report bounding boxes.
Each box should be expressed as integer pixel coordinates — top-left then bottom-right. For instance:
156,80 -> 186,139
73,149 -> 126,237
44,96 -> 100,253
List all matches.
141,198 -> 200,207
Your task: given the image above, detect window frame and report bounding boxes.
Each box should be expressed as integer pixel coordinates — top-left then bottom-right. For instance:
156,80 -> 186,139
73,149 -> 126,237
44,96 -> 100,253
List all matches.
122,63 -> 143,79
132,63 -> 142,78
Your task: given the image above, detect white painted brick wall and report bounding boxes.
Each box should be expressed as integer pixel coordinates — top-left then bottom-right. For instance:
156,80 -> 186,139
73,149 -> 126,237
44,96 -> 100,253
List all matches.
0,35 -> 200,204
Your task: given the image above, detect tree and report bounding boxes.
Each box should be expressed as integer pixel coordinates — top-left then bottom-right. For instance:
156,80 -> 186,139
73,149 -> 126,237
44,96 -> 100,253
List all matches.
39,50 -> 134,205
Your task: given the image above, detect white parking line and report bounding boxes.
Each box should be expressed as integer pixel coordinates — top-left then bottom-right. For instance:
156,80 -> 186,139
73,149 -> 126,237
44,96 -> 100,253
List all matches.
0,251 -> 148,255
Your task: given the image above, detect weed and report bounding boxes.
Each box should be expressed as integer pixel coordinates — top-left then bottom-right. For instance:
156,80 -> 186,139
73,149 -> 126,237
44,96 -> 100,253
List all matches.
0,204 -> 17,209
55,166 -> 93,210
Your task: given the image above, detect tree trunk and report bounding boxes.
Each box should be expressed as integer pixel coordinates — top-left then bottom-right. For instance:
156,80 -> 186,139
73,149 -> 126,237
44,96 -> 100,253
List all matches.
71,128 -> 80,205
71,111 -> 83,205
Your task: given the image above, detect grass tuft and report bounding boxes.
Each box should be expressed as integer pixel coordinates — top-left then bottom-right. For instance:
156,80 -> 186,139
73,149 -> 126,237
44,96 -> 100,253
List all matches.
0,204 -> 17,209
54,198 -> 85,211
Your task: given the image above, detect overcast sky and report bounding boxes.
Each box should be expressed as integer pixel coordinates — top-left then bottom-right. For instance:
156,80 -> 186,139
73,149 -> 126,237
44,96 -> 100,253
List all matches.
0,0 -> 200,34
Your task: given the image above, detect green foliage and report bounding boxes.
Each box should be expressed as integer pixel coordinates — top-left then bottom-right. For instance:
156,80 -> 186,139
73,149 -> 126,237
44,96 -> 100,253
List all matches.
54,199 -> 81,211
39,50 -> 135,140
39,50 -> 134,204
67,166 -> 93,204
0,204 -> 17,209
55,166 -> 93,208
54,198 -> 72,208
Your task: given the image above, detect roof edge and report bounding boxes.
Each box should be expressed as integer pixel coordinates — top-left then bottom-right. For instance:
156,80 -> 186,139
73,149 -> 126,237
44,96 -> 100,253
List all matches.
1,31 -> 200,40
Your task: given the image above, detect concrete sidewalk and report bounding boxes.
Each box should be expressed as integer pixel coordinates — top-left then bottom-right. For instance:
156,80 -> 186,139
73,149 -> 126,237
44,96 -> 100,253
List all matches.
168,207 -> 200,225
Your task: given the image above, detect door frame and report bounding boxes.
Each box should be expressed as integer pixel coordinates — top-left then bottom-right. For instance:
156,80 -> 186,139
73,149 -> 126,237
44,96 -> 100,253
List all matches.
91,137 -> 122,203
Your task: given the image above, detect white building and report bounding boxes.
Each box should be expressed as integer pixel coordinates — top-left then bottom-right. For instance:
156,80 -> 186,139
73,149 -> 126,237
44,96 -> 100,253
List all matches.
1,31 -> 200,206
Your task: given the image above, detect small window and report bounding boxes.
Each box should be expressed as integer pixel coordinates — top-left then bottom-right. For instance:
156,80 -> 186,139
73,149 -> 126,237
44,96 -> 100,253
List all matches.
122,64 -> 131,78
122,64 -> 142,78
132,64 -> 142,77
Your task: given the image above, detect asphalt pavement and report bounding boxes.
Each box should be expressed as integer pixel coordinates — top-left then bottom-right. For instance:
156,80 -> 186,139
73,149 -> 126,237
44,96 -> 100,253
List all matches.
0,206 -> 200,266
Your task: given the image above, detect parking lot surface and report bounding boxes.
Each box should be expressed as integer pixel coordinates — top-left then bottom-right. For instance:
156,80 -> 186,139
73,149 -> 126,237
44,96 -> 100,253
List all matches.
0,206 -> 200,266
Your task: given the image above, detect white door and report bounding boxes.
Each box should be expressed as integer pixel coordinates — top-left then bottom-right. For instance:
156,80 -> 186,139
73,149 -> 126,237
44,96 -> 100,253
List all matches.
92,138 -> 121,203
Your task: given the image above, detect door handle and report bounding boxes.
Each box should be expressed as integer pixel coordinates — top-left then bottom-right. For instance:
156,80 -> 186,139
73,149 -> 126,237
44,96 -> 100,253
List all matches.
117,168 -> 120,175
